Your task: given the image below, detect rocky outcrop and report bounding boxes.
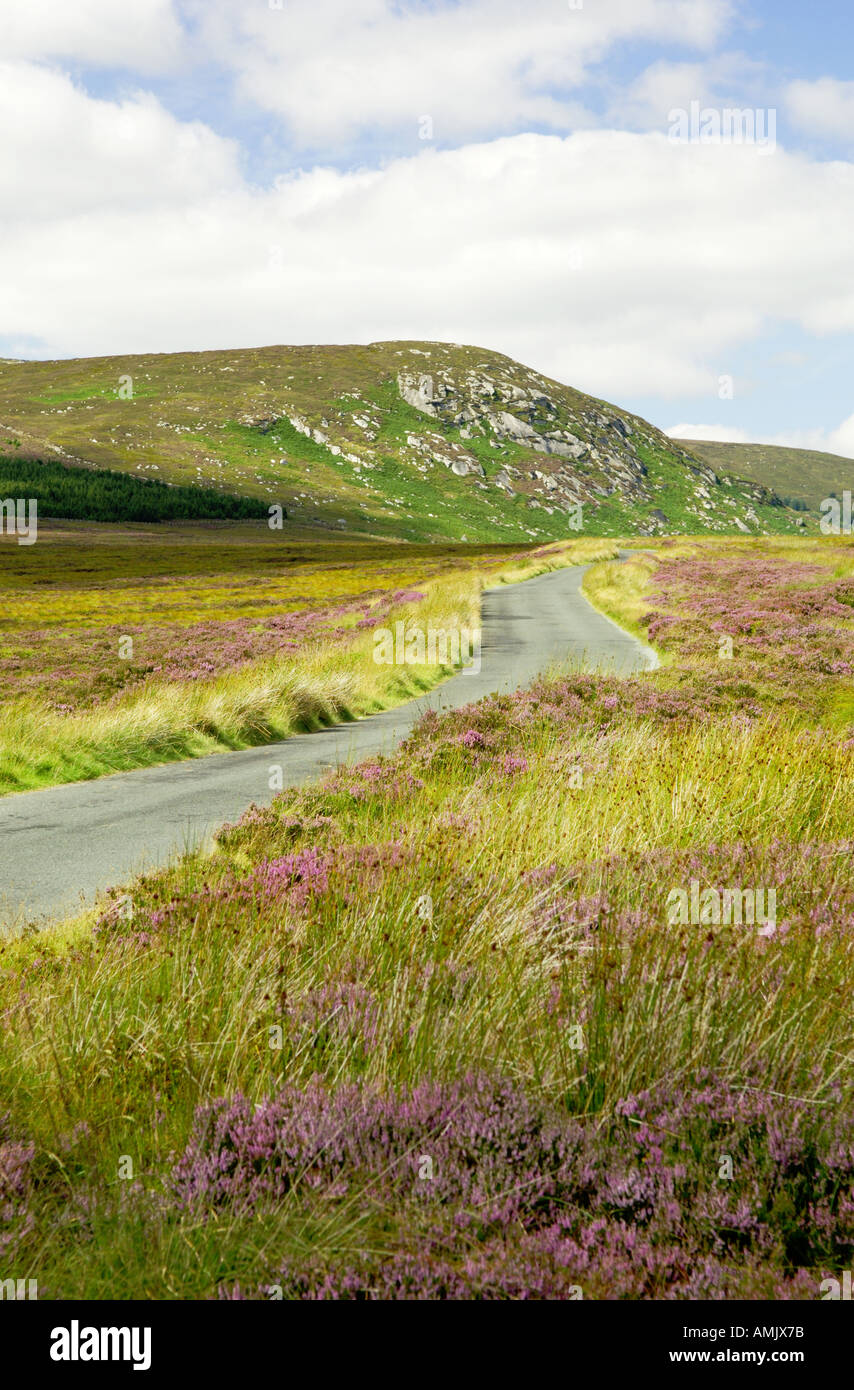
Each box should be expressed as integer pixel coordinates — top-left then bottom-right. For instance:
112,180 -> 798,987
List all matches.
393,359 -> 657,516
228,343 -> 798,537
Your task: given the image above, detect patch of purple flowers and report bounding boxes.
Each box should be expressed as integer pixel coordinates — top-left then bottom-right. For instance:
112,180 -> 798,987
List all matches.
0,1114 -> 35,1261
174,1072 -> 854,1300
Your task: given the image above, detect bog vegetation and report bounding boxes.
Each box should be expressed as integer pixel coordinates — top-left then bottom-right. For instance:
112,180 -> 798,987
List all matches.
1,535 -> 852,1299
0,523 -> 607,792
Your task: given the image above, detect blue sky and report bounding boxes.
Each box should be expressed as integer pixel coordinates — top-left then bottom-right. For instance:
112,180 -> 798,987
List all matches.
1,0 -> 854,457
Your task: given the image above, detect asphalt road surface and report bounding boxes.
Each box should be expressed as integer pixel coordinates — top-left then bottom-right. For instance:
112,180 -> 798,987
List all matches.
0,560 -> 657,929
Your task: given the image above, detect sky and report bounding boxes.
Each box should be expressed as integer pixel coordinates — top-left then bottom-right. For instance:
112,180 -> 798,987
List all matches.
2,0 -> 854,457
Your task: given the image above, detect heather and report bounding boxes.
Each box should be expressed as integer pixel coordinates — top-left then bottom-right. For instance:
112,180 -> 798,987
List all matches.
0,524 -> 607,791
0,536 -> 852,1299
643,552 -> 854,698
0,1114 -> 35,1263
0,521 -> 545,713
190,1072 -> 852,1300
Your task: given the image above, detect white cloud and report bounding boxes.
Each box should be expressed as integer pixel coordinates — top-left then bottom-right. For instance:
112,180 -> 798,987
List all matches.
826,414 -> 854,458
1,0 -> 850,457
612,53 -> 770,133
186,0 -> 734,146
788,77 -> 854,142
0,63 -> 242,222
0,0 -> 183,72
4,71 -> 854,416
667,416 -> 854,461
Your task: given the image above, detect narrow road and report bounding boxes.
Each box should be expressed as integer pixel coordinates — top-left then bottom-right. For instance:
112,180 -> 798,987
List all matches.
0,561 -> 656,929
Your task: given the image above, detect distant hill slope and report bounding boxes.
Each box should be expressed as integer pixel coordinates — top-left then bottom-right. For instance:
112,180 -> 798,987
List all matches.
0,341 -> 810,542
673,438 -> 853,514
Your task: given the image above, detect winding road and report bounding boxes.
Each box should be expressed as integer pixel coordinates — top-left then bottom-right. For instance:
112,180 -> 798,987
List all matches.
0,560 -> 657,929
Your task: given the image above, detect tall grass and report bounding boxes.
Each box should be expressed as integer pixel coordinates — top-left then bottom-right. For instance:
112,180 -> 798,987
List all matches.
1,536 -> 851,1299
0,537 -> 614,792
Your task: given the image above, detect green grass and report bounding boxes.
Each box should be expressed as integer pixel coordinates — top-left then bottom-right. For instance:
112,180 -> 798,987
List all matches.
1,538 -> 852,1298
28,380 -> 160,404
581,549 -> 665,649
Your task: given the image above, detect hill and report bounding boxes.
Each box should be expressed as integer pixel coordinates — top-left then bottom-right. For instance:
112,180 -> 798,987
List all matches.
672,437 -> 852,514
0,341 -> 810,542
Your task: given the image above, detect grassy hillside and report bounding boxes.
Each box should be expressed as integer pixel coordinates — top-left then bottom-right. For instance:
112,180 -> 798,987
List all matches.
674,437 -> 852,514
0,342 -> 811,541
